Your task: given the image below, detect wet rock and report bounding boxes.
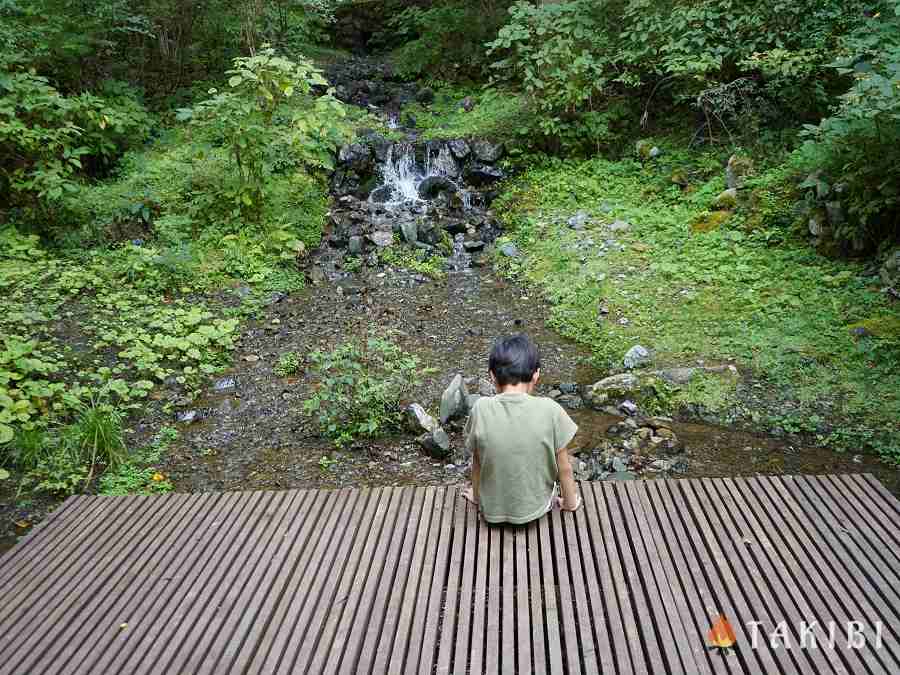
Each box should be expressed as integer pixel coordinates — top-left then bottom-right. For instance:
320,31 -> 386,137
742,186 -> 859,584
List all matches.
499,242 -> 519,258
308,266 -> 327,285
416,87 -> 435,104
623,344 -> 651,370
418,428 -> 451,458
418,176 -> 458,200
463,240 -> 485,252
471,139 -> 504,163
558,382 -> 578,395
213,377 -> 237,392
176,409 -> 205,424
713,188 -> 738,210
400,220 -> 418,245
619,400 -> 638,416
610,456 -> 629,473
635,140 -> 653,160
338,143 -> 372,168
606,471 -> 638,481
440,374 -> 469,423
879,248 -> 900,289
460,96 -> 475,112
649,146 -> 662,159
406,403 -> 439,434
586,373 -> 640,408
464,163 -> 504,186
608,219 -> 631,232
568,211 -> 590,230
557,394 -> 583,410
368,230 -> 394,248
548,389 -> 562,399
726,154 -> 753,189
448,139 -> 471,159
348,236 -> 365,255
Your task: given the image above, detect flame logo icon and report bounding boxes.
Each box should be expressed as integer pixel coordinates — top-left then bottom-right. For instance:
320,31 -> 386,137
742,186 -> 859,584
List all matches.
708,615 -> 737,649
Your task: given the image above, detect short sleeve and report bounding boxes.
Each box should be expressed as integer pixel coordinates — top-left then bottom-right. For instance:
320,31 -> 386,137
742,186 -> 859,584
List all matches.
464,401 -> 479,454
553,403 -> 578,452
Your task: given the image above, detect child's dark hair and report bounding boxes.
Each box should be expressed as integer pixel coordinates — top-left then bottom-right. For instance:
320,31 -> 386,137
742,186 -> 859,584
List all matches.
489,334 -> 541,386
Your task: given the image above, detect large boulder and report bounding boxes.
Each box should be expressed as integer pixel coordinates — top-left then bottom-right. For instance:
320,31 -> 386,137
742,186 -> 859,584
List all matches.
464,163 -> 504,186
448,139 -> 471,159
623,345 -> 651,370
418,428 -> 451,458
585,374 -> 641,409
418,176 -> 458,200
440,374 -> 469,423
725,154 -> 753,189
406,403 -> 439,434
880,248 -> 900,290
471,139 -> 504,163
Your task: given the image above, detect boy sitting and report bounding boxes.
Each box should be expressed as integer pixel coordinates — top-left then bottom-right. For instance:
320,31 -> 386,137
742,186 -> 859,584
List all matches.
462,334 -> 581,524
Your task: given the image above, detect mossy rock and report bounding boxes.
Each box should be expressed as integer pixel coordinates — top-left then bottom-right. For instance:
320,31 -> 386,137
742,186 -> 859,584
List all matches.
846,316 -> 900,339
691,210 -> 731,233
712,188 -> 738,210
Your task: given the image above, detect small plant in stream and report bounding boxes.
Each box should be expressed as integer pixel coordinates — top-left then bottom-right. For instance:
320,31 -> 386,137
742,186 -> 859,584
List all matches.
274,351 -> 302,377
302,335 -> 422,446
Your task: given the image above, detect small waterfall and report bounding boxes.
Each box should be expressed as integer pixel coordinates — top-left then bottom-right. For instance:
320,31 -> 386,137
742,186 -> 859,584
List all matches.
446,233 -> 472,271
424,145 -> 458,178
379,143 -> 421,203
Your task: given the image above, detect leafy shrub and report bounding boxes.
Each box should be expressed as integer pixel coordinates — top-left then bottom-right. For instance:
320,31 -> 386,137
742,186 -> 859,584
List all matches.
178,46 -> 346,224
0,57 -> 152,218
385,1 -> 513,80
274,351 -> 302,377
795,6 -> 900,251
303,336 -> 422,446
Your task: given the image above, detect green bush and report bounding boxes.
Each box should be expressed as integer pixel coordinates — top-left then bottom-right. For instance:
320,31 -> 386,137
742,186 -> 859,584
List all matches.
274,351 -> 302,377
795,6 -> 900,251
302,336 -> 423,446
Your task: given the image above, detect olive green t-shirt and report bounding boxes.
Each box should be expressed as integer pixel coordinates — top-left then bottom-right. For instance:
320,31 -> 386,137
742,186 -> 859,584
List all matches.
465,392 -> 578,524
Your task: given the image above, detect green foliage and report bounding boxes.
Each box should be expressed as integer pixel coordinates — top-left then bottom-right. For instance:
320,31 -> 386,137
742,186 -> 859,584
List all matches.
795,6 -> 900,251
0,60 -> 152,216
98,427 -> 177,496
274,351 -> 302,377
493,151 -> 899,456
384,1 -> 513,79
378,245 -> 447,279
178,47 -> 345,224
302,336 -> 423,446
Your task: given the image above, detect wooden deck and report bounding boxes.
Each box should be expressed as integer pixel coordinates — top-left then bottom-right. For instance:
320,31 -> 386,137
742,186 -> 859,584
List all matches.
1,474 -> 898,674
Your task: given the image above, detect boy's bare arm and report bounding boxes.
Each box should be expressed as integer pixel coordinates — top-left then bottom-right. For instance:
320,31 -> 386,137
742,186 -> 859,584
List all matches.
556,444 -> 581,511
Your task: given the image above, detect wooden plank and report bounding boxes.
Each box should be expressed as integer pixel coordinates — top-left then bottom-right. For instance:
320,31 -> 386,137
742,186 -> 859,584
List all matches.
697,478 -> 840,675
660,480 -> 772,675
244,489 -> 344,674
204,489 -> 319,674
537,509 -> 564,672
224,490 -> 328,674
513,524 -> 533,675
317,488 -> 394,675
434,494 -> 469,675
626,481 -> 709,675
1,476 -> 899,675
526,517 -> 548,673
596,482 -> 656,675
279,488 -> 371,673
765,476 -> 900,673
736,477 -> 893,675
1,494 -> 181,675
168,491 -> 299,674
548,506 -> 582,675
500,526 -> 516,675
468,512 -> 490,674
327,487 -> 405,673
408,487 -> 454,675
382,487 -> 436,672
368,488 -> 429,674
485,524 -> 502,674
561,494 -> 599,674
579,482 -> 633,674
32,493 -> 205,674
638,481 -> 726,675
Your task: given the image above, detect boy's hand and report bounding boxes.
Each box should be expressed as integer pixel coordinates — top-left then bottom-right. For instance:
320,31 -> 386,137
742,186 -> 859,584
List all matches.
555,494 -> 582,512
461,486 -> 478,505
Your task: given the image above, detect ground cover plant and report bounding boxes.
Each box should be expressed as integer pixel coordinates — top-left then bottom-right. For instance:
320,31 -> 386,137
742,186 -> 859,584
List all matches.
492,146 -> 900,459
